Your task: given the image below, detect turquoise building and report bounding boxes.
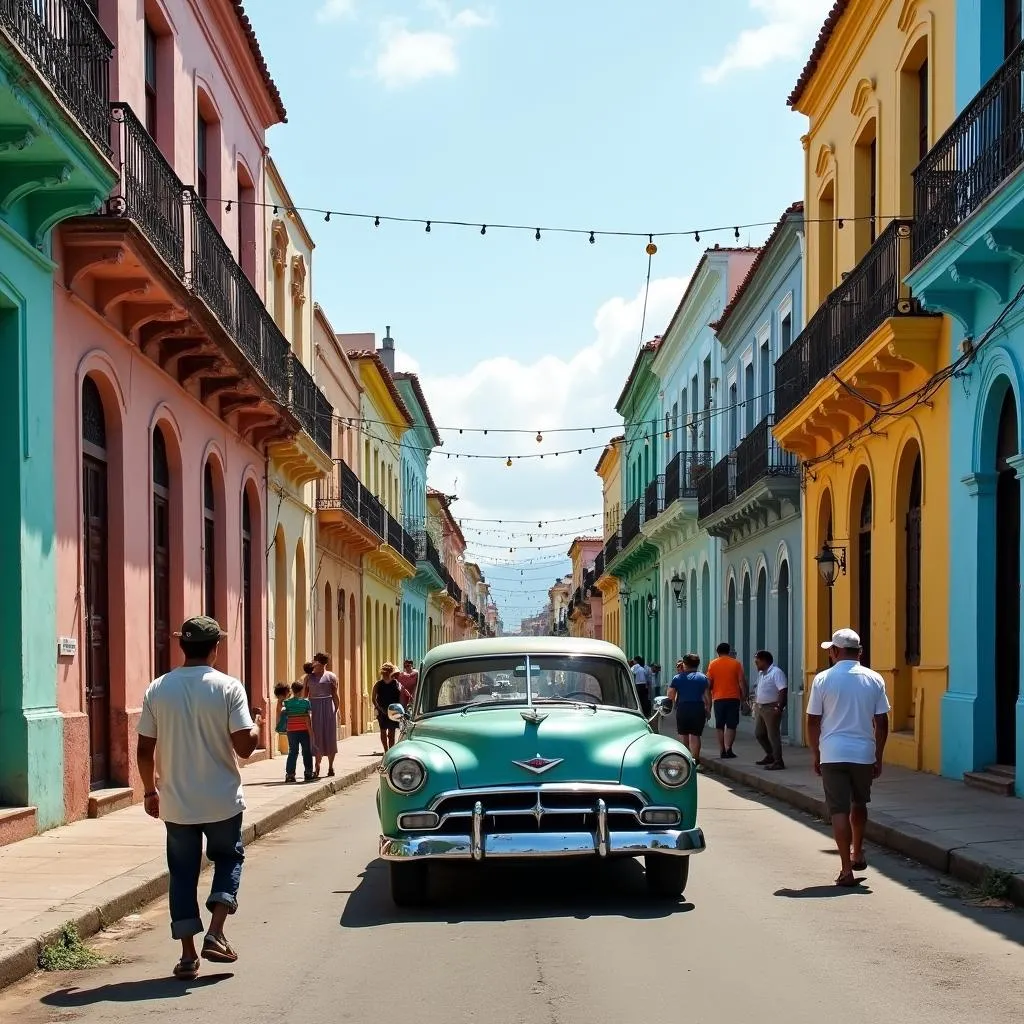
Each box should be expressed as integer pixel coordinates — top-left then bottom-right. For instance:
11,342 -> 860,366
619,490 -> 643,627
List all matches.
907,0 -> 1024,795
395,367 -> 441,665
0,4 -> 117,831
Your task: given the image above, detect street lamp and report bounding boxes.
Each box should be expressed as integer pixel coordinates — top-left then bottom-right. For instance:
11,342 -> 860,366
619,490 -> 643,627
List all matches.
670,572 -> 684,607
814,542 -> 847,588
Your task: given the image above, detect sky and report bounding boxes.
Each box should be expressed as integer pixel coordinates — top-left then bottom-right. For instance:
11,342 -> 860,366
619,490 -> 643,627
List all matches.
245,0 -> 833,626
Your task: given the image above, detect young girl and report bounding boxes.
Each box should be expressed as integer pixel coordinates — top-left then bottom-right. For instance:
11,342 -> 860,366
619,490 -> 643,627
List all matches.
371,662 -> 402,753
282,680 -> 316,783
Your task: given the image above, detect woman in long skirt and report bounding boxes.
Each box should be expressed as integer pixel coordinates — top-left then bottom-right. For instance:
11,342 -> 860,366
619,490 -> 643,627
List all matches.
305,652 -> 340,777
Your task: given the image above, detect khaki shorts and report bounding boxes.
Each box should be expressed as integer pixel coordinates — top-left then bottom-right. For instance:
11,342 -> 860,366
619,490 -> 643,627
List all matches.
820,762 -> 874,816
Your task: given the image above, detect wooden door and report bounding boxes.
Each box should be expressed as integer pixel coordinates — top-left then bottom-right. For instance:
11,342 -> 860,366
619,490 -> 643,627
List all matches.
83,455 -> 110,787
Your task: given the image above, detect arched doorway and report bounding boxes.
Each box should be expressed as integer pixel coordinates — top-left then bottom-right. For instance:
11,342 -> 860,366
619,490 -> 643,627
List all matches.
995,390 -> 1019,766
741,572 -> 751,666
701,563 -> 711,660
756,566 -> 767,652
203,462 -> 217,621
727,577 -> 736,653
82,376 -> 111,788
241,490 -> 253,704
294,541 -> 307,678
273,526 -> 288,686
349,593 -> 358,732
817,490 -> 834,670
324,581 -> 333,669
777,560 -> 790,677
856,478 -> 873,667
152,427 -> 171,677
688,569 -> 698,654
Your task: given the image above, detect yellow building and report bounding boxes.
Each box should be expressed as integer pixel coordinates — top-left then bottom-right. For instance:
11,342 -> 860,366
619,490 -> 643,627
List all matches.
594,436 -> 624,649
264,161 -> 334,706
774,0 -> 954,772
339,335 -> 417,718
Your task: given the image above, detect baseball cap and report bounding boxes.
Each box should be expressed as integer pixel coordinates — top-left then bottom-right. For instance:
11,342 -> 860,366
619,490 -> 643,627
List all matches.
173,616 -> 228,641
820,627 -> 861,650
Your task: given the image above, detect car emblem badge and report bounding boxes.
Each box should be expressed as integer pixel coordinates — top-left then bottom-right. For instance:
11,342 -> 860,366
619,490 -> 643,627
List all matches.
520,709 -> 548,725
513,755 -> 563,774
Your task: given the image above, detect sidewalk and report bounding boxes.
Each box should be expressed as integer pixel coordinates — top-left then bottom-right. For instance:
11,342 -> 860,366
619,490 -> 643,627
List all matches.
697,719 -> 1024,905
0,732 -> 382,990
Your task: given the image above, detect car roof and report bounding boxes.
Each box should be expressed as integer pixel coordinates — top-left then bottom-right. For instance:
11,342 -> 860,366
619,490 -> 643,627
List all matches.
419,636 -> 630,674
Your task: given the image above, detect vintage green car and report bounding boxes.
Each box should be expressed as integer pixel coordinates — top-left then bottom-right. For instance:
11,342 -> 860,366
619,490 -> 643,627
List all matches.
376,636 -> 705,905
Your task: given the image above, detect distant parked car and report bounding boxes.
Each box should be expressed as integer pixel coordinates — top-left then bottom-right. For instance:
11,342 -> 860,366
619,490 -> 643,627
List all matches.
376,636 -> 705,905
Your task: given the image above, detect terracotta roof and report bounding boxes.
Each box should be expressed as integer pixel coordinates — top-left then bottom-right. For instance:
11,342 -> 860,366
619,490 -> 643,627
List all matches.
230,2 -> 288,123
594,434 -> 624,474
346,351 -> 414,426
395,372 -> 442,447
614,337 -> 661,413
711,202 -> 804,336
788,2 -> 851,108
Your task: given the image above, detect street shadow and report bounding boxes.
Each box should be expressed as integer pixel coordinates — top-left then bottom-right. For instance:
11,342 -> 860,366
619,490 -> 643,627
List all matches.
775,882 -> 872,898
341,857 -> 696,926
40,973 -> 232,1006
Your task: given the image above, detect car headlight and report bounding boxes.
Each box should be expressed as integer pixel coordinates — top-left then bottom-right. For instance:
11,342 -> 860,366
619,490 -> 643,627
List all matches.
387,757 -> 426,794
653,751 -> 691,788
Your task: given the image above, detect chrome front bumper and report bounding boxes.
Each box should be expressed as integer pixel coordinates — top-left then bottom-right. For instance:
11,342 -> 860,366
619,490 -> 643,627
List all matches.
380,825 -> 706,862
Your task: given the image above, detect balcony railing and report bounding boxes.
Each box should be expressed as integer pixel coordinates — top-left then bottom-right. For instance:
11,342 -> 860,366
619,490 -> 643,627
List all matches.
316,459 -> 359,517
110,104 -> 183,277
464,599 -> 479,621
289,354 -> 332,456
0,0 -> 113,153
358,486 -> 384,539
698,453 -> 735,520
912,39 -> 1024,266
604,530 -> 620,565
774,219 -> 915,420
620,498 -> 642,548
594,551 -> 604,578
416,530 -> 445,580
386,510 -> 404,556
644,475 -> 665,522
446,572 -> 462,605
664,450 -> 715,503
401,526 -> 417,566
735,414 -> 798,496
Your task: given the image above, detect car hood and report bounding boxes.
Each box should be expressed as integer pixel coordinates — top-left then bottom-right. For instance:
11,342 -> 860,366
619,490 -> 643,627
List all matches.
406,706 -> 648,789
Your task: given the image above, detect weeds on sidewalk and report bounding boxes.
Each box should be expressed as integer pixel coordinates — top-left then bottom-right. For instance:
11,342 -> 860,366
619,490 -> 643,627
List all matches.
937,869 -> 1016,909
38,924 -> 105,971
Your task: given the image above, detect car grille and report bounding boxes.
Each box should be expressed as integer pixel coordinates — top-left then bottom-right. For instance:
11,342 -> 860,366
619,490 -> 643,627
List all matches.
430,786 -> 647,836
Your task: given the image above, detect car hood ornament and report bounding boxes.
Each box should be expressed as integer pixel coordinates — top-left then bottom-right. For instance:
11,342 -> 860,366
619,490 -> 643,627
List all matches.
520,708 -> 549,725
512,755 -> 563,774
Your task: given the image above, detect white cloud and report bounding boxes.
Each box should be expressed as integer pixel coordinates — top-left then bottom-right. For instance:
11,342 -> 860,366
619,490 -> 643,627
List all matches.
700,0 -> 832,85
371,5 -> 492,88
395,350 -> 421,374
316,0 -> 356,23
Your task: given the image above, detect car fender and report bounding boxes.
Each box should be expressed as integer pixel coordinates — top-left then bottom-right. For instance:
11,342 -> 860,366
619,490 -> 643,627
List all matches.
378,738 -> 460,829
619,732 -> 698,825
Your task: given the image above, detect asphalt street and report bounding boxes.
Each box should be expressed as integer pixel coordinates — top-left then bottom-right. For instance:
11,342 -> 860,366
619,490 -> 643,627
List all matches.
1,772 -> 1021,1023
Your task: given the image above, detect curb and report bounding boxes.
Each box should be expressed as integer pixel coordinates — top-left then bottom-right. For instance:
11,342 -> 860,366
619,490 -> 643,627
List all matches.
0,760 -> 380,993
700,757 -> 1024,907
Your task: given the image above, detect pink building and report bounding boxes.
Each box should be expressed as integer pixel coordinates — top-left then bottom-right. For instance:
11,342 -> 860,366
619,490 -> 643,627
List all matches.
567,538 -> 604,640
53,2 -> 327,821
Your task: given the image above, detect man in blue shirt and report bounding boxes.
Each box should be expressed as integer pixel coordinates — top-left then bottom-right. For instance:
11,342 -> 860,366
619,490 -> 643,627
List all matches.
667,655 -> 711,763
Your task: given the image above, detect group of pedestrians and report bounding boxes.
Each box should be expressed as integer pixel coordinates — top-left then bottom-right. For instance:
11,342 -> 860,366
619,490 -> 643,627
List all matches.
370,658 -> 419,752
666,642 -> 788,769
273,652 -> 341,783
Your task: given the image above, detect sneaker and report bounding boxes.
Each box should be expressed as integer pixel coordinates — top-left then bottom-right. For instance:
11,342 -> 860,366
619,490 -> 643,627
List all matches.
285,775 -> 296,783
724,750 -> 738,759
755,756 -> 773,766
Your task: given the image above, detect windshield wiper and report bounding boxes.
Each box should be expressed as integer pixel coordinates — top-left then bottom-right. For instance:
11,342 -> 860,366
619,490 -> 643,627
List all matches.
534,697 -> 598,713
461,699 -> 524,715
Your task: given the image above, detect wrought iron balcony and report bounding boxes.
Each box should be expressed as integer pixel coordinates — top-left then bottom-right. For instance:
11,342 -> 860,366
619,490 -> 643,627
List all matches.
0,0 -> 113,153
664,450 -> 715,503
620,498 -> 643,548
774,219 -> 915,420
288,354 -> 332,456
416,530 -> 445,580
109,104 -> 183,277
464,599 -> 479,621
644,475 -> 665,522
401,526 -> 417,566
446,572 -> 462,604
594,550 -> 604,578
604,530 -> 620,565
316,459 -> 360,517
698,453 -> 736,520
358,485 -> 384,539
913,40 -> 1024,266
734,414 -> 798,496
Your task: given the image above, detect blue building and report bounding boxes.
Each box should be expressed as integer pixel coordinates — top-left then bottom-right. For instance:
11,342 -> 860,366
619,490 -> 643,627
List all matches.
395,364 -> 441,665
906,0 -> 1024,795
698,206 -> 805,742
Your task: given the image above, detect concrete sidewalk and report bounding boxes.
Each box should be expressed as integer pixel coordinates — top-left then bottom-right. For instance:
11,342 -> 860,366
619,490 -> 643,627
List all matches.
697,720 -> 1024,904
0,732 -> 382,990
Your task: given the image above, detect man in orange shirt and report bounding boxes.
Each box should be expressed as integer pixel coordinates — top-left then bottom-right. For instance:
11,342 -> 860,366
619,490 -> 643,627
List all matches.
706,642 -> 748,759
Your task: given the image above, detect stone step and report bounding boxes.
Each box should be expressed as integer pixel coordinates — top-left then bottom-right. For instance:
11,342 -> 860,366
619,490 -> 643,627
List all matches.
0,806 -> 38,847
986,764 -> 1016,780
88,787 -> 134,819
963,770 -> 1015,796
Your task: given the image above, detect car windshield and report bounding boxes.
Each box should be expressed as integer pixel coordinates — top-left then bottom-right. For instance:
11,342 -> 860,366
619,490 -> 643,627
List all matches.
416,655 -> 641,714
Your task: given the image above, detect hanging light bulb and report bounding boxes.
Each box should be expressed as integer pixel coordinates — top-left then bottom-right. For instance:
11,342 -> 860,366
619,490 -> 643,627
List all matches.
506,457 -> 512,467
536,431 -> 543,443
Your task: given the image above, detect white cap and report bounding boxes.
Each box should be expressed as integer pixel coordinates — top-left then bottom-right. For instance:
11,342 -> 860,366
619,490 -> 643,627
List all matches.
820,627 -> 861,650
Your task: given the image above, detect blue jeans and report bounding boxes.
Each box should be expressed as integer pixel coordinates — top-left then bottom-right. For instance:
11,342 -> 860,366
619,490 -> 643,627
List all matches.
164,813 -> 244,940
286,731 -> 312,779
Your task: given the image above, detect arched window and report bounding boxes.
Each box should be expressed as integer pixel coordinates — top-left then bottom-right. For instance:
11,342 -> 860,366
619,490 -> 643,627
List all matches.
241,489 -> 253,702
904,457 -> 922,665
153,428 -> 171,676
203,462 -> 216,620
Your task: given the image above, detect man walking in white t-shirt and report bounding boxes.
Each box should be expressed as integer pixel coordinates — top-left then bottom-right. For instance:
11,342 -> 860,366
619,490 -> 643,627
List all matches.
136,616 -> 263,980
806,628 -> 890,887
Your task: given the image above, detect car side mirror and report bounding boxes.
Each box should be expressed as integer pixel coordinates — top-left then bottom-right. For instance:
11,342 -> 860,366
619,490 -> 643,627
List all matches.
387,702 -> 409,724
652,695 -> 673,718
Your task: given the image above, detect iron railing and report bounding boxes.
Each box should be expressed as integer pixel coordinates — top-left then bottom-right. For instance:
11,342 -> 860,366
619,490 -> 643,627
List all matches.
358,485 -> 384,539
912,40 -> 1024,266
594,550 -> 604,578
316,459 -> 360,517
401,526 -> 417,566
620,498 -> 642,548
446,571 -> 462,605
0,0 -> 113,153
735,414 -> 798,496
109,103 -> 183,277
698,453 -> 736,520
416,530 -> 445,580
774,219 -> 916,420
644,475 -> 665,522
664,450 -> 715,503
604,530 -> 620,565
288,354 -> 332,456
464,599 -> 479,621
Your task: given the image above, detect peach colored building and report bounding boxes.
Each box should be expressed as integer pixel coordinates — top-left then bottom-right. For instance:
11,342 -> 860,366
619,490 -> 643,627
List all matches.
427,489 -> 466,643
53,2 -> 330,821
567,538 -> 604,639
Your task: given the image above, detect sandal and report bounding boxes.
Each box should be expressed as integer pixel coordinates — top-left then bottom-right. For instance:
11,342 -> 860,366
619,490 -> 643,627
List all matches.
851,858 -> 867,871
201,933 -> 238,964
835,871 -> 860,887
173,958 -> 200,980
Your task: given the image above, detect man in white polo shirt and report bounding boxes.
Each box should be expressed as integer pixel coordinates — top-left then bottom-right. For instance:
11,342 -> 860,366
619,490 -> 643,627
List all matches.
806,628 -> 890,888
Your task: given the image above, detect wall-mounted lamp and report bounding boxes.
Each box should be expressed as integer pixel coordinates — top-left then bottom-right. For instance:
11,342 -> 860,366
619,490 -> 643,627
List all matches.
814,542 -> 847,588
670,572 -> 684,607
